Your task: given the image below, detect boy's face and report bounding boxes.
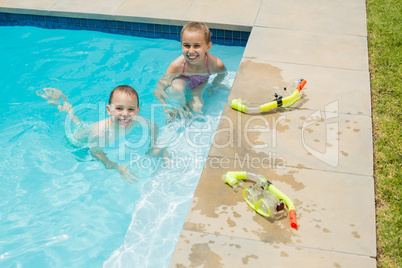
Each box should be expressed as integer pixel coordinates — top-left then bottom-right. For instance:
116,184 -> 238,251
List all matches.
107,91 -> 140,129
181,31 -> 212,65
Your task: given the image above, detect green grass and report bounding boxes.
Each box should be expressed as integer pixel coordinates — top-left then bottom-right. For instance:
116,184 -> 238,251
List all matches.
366,0 -> 402,266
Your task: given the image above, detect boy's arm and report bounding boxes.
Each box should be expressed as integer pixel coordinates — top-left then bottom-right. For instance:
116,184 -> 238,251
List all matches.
149,119 -> 159,146
144,118 -> 169,158
90,147 -> 117,169
88,124 -> 139,183
90,148 -> 139,183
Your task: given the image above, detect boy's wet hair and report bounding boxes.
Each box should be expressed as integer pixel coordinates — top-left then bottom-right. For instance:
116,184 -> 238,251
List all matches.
181,21 -> 211,44
109,85 -> 139,107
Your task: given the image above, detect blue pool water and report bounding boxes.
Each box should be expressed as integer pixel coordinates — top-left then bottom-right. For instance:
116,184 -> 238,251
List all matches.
0,26 -> 244,267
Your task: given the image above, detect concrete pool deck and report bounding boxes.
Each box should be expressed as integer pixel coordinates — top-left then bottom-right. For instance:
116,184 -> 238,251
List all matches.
0,0 -> 376,267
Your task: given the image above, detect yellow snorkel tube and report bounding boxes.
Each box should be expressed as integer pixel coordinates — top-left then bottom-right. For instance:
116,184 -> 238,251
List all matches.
231,79 -> 307,114
222,171 -> 298,229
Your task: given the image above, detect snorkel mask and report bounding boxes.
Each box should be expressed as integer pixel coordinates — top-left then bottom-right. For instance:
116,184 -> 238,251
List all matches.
231,78 -> 307,114
223,171 -> 298,229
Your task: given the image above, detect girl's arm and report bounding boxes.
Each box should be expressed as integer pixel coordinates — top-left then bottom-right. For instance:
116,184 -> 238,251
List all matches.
211,69 -> 227,86
153,56 -> 183,106
209,55 -> 228,86
153,72 -> 176,106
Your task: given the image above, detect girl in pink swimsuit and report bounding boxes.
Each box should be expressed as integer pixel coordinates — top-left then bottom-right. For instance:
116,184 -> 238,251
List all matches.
154,22 -> 227,115
178,53 -> 211,89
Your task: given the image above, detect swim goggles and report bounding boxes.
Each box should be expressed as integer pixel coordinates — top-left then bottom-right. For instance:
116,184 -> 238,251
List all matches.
223,171 -> 298,229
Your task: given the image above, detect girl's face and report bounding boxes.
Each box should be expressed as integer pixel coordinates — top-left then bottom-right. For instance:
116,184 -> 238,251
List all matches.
181,31 -> 212,65
106,91 -> 140,129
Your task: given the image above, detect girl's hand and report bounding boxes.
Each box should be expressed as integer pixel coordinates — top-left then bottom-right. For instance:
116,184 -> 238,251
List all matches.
116,165 -> 140,183
208,83 -> 230,93
164,107 -> 193,124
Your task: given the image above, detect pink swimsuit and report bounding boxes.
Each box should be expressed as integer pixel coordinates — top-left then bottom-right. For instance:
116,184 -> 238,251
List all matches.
179,53 -> 211,89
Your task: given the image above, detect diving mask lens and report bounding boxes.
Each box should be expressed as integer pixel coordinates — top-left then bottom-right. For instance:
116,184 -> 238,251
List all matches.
243,186 -> 282,217
243,187 -> 262,210
256,198 -> 271,217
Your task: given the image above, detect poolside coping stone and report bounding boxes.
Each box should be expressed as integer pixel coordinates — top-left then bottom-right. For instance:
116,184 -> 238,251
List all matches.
181,158 -> 376,257
170,230 -> 376,267
255,0 -> 368,36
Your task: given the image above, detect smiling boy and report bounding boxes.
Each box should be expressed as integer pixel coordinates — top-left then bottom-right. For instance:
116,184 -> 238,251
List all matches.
38,85 -> 163,183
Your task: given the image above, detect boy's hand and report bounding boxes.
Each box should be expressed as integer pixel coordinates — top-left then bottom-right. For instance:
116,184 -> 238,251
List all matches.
116,165 -> 140,183
147,146 -> 169,158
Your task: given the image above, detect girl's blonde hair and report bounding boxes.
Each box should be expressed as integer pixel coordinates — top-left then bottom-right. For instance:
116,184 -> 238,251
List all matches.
181,22 -> 211,44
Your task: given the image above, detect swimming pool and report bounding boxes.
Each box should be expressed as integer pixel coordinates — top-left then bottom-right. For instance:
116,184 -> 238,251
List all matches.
0,25 -> 244,267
